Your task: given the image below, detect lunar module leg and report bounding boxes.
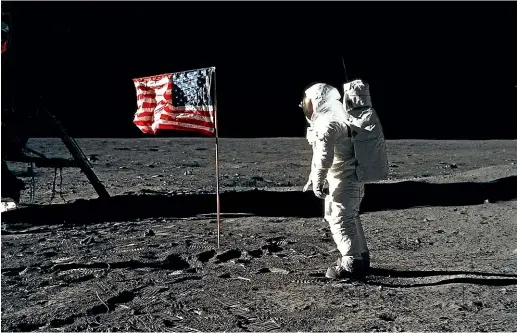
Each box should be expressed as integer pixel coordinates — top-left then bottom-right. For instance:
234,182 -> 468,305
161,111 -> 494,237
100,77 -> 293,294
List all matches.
45,111 -> 110,200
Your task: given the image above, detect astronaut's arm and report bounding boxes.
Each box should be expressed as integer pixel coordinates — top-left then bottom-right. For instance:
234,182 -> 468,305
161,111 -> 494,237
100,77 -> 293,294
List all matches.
311,122 -> 338,190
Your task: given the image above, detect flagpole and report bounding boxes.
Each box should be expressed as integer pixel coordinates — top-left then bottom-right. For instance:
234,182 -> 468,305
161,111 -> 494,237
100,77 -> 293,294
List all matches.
213,68 -> 221,249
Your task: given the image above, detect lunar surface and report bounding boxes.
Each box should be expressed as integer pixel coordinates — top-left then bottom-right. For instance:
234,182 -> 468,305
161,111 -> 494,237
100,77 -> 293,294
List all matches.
2,138 -> 517,332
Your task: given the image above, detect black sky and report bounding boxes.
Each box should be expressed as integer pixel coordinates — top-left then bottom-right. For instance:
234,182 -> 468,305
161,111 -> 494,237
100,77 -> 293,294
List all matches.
1,1 -> 516,139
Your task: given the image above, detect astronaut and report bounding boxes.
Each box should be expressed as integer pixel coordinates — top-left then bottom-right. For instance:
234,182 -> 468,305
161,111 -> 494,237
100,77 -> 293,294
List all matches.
300,83 -> 370,279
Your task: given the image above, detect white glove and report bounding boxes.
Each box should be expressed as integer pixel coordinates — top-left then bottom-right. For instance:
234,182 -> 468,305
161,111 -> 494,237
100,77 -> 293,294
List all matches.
303,178 -> 312,192
313,184 -> 327,200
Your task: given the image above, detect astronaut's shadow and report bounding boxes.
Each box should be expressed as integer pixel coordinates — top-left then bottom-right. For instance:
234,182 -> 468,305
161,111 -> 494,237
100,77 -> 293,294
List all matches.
364,267 -> 517,288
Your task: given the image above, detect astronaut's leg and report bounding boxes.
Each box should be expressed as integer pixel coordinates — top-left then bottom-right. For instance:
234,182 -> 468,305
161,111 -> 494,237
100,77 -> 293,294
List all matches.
325,181 -> 365,278
354,183 -> 370,271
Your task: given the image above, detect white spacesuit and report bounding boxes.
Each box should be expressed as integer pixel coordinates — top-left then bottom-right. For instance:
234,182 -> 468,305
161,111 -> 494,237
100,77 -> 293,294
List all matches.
301,83 -> 370,278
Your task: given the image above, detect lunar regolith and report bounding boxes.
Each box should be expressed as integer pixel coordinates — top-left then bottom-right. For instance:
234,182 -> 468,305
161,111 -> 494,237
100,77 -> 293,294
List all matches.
2,138 -> 517,332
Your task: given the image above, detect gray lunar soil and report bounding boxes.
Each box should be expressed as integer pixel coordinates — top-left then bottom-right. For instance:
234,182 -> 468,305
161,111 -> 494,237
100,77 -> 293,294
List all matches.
1,138 -> 517,332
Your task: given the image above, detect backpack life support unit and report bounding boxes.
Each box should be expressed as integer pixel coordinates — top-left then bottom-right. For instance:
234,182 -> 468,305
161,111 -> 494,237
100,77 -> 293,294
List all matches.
342,79 -> 389,182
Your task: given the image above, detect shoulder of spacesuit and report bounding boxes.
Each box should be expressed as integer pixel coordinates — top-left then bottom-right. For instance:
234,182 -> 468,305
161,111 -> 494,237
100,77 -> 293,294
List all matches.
313,115 -> 346,141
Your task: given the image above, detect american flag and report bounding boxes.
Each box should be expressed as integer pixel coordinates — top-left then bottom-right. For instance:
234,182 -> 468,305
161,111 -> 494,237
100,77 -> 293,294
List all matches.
133,67 -> 215,136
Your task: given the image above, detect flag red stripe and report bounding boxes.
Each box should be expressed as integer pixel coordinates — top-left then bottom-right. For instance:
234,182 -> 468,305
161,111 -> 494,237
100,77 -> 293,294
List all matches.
154,124 -> 214,136
133,120 -> 152,126
133,116 -> 153,122
156,119 -> 215,133
136,82 -> 167,88
139,102 -> 158,109
159,115 -> 214,128
135,85 -> 168,94
133,116 -> 152,121
134,111 -> 154,118
137,94 -> 158,100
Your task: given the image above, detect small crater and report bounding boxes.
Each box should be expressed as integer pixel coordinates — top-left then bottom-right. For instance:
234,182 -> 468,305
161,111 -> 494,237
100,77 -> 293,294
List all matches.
107,290 -> 135,305
144,229 -> 155,237
87,290 -> 135,315
163,317 -> 183,327
42,251 -> 58,258
49,315 -> 76,328
87,304 -> 109,316
17,322 -> 45,331
379,313 -> 396,322
61,273 -> 96,284
196,249 -> 216,263
247,249 -> 264,258
256,268 -> 271,274
39,280 -> 50,287
261,244 -> 283,253
162,254 -> 190,270
215,249 -> 242,262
